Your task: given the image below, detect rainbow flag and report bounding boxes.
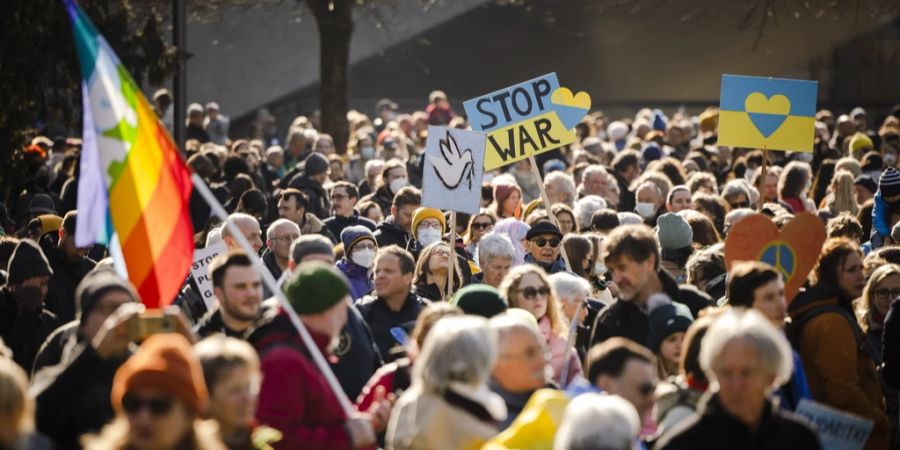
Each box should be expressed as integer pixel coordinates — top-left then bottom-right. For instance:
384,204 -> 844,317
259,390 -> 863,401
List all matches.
67,0 -> 194,308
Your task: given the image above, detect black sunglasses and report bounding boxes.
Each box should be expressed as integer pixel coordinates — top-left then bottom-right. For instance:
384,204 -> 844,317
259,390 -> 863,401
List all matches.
122,393 -> 175,416
730,201 -> 750,209
532,238 -> 561,248
471,222 -> 493,230
519,286 -> 551,299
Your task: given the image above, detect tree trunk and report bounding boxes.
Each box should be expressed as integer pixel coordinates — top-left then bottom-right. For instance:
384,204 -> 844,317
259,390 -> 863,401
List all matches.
308,0 -> 353,154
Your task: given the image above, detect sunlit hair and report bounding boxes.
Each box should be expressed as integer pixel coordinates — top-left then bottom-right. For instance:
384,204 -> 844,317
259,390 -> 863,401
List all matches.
499,265 -> 567,337
413,316 -> 497,393
553,393 -> 640,450
857,263 -> 900,333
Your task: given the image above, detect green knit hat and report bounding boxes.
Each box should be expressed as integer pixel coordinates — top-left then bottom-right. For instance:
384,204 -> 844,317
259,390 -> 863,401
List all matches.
283,262 -> 349,315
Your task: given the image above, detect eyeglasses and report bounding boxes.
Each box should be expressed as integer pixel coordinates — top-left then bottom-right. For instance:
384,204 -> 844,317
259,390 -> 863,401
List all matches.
874,288 -> 900,299
638,382 -> 657,397
122,393 -> 175,416
532,238 -> 561,248
518,286 -> 551,300
471,222 -> 493,230
331,193 -> 349,201
354,241 -> 376,251
272,234 -> 300,243
730,201 -> 750,209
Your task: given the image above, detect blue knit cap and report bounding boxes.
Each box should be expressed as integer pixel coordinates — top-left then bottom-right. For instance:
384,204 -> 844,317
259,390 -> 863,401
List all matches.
340,225 -> 375,254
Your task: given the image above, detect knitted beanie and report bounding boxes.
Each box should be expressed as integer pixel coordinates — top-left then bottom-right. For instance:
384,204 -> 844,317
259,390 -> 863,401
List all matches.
304,152 -> 329,176
850,132 -> 874,155
341,225 -> 376,254
283,262 -> 349,315
493,182 -> 520,209
879,167 -> 900,198
412,207 -> 446,235
6,239 -> 53,285
646,294 -> 694,353
111,334 -> 208,414
450,284 -> 508,318
655,213 -> 693,251
76,271 -> 138,320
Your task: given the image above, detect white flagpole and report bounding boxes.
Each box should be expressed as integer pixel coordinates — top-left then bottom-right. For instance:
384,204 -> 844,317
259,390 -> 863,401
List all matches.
190,173 -> 353,414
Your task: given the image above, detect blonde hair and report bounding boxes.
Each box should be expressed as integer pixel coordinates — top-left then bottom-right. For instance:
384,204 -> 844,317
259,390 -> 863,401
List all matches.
0,358 -> 33,443
499,265 -> 568,337
828,170 -> 859,216
857,264 -> 900,333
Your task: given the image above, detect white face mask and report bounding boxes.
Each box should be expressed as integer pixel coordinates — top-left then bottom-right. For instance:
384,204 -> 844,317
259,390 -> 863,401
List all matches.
360,146 -> 375,159
593,262 -> 607,276
635,202 -> 656,219
351,248 -> 376,268
417,227 -> 442,247
389,177 -> 408,194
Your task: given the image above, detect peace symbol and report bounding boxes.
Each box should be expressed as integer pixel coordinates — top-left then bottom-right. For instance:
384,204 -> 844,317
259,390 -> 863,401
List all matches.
759,241 -> 796,281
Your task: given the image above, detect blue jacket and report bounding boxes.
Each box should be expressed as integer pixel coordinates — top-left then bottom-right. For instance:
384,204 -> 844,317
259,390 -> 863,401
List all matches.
774,351 -> 813,411
336,258 -> 373,302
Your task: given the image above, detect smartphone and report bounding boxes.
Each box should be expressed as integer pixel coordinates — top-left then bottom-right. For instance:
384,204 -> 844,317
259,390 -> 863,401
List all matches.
127,311 -> 176,341
390,327 -> 410,347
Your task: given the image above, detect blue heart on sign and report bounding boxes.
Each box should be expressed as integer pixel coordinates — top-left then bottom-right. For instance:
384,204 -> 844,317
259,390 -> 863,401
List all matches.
745,93 -> 791,138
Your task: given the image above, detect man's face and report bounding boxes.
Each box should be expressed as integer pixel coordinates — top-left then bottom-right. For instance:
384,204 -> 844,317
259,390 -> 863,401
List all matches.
386,167 -> 407,187
667,190 -> 691,213
600,359 -> 656,418
393,204 -> 418,233
493,328 -> 547,393
374,254 -> 413,299
331,186 -> 356,217
80,290 -> 134,340
752,278 -> 787,329
482,257 -> 511,288
583,173 -> 608,196
713,339 -> 775,420
266,224 -> 300,262
238,220 -> 263,254
214,265 -> 263,322
277,196 -> 304,224
59,229 -> 89,263
607,255 -> 656,302
636,186 -> 661,210
189,111 -> 204,125
329,161 -> 344,182
528,233 -> 560,264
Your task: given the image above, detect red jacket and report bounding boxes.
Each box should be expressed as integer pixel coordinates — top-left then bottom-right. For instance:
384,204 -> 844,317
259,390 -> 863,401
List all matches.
254,312 -> 353,450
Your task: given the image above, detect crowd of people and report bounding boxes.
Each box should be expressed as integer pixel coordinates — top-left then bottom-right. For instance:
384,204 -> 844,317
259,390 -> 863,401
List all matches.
1,90 -> 900,450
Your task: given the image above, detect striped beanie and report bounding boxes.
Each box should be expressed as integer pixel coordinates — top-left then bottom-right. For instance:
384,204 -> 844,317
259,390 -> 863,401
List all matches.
880,167 -> 900,198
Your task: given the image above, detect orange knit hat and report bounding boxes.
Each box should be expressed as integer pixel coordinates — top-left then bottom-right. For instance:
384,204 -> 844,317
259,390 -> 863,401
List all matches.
111,334 -> 207,414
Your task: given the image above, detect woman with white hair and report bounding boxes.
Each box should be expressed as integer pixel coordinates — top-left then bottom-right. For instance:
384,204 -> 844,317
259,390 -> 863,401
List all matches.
386,316 -> 506,450
492,218 -> 530,265
553,393 -> 640,450
476,232 -> 517,288
548,272 -> 594,359
655,309 -> 821,450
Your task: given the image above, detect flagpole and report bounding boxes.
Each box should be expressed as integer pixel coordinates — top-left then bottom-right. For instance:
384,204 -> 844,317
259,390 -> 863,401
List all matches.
190,173 -> 353,415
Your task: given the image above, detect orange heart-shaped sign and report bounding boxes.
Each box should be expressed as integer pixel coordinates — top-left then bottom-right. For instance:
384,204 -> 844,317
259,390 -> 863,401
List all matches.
725,212 -> 826,303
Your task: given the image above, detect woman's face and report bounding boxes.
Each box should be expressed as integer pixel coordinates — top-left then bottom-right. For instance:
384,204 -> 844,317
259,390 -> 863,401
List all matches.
837,252 -> 866,299
208,366 -> 259,435
428,246 -> 451,274
503,190 -> 521,216
515,272 -> 549,320
364,205 -> 383,223
659,331 -> 685,367
872,274 -> 900,317
557,212 -> 575,235
124,389 -> 193,450
470,215 -> 494,241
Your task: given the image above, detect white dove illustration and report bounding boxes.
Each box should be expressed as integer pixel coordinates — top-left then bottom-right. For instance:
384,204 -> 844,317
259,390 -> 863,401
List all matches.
428,131 -> 475,190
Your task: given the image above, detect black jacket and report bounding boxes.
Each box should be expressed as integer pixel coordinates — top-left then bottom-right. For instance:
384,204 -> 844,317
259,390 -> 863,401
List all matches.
0,288 -> 59,371
658,268 -> 714,318
374,217 -> 410,249
261,248 -> 284,282
613,171 -> 636,213
654,394 -> 821,450
31,320 -> 79,376
287,174 -> 331,220
356,292 -> 430,363
323,211 -> 376,242
32,340 -> 129,450
366,185 -> 396,220
885,299 -> 900,390
40,233 -> 96,323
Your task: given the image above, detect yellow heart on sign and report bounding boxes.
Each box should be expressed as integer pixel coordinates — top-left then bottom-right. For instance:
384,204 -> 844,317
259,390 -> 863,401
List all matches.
551,87 -> 591,110
744,92 -> 791,116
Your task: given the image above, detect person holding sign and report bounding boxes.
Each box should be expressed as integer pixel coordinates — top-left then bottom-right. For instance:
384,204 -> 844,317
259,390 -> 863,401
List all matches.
655,309 -> 820,450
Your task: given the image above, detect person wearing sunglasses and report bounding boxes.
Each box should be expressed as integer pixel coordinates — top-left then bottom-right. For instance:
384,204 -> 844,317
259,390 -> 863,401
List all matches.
858,264 -> 900,377
83,333 -> 224,450
583,337 -> 657,436
523,221 -> 567,275
500,265 -> 582,386
464,210 -> 497,259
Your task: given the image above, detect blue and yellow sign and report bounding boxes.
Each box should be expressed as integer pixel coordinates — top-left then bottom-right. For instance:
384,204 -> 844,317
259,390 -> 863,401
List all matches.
464,73 -> 590,170
717,74 -> 818,152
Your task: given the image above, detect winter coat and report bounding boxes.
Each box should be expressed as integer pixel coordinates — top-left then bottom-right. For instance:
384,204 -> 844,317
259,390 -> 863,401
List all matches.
364,185 -> 396,221
253,311 -> 357,450
374,217 -> 411,250
539,316 -> 583,386
523,254 -> 568,275
336,259 -> 373,302
31,320 -> 79,376
299,213 -> 337,244
261,249 -> 285,283
174,280 -> 208,326
32,339 -> 129,450
884,299 -> 900,390
0,288 -> 59,371
324,211 -> 377,241
487,379 -> 540,431
356,292 -> 430,363
654,394 -> 821,450
386,382 -> 506,450
613,171 -> 636,213
287,174 -> 331,220
788,285 -> 890,450
40,233 -> 96,323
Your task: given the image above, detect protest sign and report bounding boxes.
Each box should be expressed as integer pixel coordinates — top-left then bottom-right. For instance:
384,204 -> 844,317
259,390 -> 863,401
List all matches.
464,73 -> 591,170
795,399 -> 873,450
422,126 -> 486,214
724,212 -> 825,303
190,241 -> 227,309
718,74 -> 818,152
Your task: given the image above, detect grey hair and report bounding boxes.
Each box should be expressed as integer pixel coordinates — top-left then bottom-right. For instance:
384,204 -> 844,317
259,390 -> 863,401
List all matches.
221,213 -> 259,241
724,208 -> 755,234
574,195 -> 608,231
478,232 -> 516,268
266,218 -> 300,240
490,314 -> 543,349
364,159 -> 385,175
413,316 -> 497,393
545,171 -> 577,203
553,393 -> 640,450
617,212 -> 643,226
548,272 -> 591,304
721,180 -> 751,203
581,164 -> 609,184
290,234 -> 333,264
635,181 -> 662,199
699,309 -> 793,392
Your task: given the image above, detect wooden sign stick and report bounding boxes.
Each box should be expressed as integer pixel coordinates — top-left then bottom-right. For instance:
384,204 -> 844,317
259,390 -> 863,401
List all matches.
758,147 -> 768,212
445,211 -> 457,300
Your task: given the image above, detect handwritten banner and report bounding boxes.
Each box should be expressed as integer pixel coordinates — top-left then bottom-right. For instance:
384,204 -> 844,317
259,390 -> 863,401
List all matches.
190,241 -> 227,309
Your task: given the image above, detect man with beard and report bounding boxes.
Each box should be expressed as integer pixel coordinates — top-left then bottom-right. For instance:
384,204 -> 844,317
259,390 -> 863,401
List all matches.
40,211 -> 96,323
195,251 -> 265,338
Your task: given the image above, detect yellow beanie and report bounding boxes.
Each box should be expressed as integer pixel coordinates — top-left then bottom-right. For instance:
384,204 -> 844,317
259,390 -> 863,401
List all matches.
850,132 -> 874,154
411,207 -> 446,235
